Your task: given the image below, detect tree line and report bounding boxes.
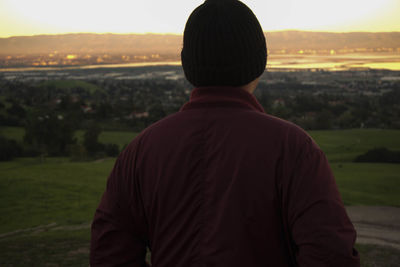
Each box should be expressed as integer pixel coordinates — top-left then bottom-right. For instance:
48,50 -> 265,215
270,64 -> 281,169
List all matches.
0,72 -> 399,161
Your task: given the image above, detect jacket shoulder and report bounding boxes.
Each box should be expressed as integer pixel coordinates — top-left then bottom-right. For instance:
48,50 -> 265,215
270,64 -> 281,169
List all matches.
248,111 -> 320,153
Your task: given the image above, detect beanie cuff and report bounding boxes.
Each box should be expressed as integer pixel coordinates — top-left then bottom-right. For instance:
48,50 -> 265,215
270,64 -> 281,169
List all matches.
182,44 -> 267,87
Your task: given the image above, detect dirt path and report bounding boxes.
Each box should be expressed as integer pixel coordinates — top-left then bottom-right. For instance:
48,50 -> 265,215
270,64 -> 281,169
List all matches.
0,222 -> 90,240
346,206 -> 400,250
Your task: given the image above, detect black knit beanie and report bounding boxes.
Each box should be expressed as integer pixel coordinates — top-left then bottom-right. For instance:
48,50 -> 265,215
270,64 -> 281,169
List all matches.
181,0 -> 267,87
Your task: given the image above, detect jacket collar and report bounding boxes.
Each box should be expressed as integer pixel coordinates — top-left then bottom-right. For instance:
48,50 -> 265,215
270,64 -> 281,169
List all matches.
180,86 -> 265,113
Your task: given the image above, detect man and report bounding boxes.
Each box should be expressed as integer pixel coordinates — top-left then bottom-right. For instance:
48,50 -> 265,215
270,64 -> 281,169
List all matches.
90,0 -> 360,266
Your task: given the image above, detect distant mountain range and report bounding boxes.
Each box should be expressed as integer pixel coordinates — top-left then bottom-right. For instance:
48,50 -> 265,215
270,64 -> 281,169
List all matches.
1,31 -> 399,55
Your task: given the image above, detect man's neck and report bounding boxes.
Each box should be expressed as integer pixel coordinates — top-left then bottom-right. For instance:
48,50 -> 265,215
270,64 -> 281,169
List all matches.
240,77 -> 260,94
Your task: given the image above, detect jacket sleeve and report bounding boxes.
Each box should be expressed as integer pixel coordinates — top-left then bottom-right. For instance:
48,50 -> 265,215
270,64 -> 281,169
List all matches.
282,138 -> 360,267
90,139 -> 150,267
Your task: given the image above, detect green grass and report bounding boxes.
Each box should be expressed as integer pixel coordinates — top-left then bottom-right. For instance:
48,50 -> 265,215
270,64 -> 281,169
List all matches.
75,129 -> 137,150
0,228 -> 152,267
0,159 -> 397,236
0,228 -> 397,267
0,229 -> 90,267
355,243 -> 400,267
0,126 -> 25,143
0,157 -> 114,234
332,163 -> 400,206
309,129 -> 400,162
3,127 -> 399,162
0,128 -> 399,266
97,131 -> 137,148
0,129 -> 398,234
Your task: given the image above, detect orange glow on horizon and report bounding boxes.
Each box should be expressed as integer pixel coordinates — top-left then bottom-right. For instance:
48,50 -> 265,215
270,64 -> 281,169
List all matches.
0,0 -> 399,38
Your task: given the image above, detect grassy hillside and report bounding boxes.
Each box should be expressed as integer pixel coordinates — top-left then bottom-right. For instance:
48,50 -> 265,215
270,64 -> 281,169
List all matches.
332,163 -> 400,206
0,128 -> 399,266
0,157 -> 114,234
1,128 -> 399,232
1,127 -> 399,208
75,129 -> 137,150
309,129 -> 400,162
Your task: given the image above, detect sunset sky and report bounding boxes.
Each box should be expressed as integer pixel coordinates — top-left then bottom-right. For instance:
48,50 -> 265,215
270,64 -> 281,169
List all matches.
0,0 -> 399,37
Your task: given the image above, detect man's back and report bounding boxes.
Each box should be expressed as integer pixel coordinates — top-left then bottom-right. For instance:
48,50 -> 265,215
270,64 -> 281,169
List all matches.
91,1 -> 359,265
91,87 -> 359,266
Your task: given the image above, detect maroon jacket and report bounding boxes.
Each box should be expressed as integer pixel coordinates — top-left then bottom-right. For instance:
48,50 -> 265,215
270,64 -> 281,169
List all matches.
91,86 -> 360,267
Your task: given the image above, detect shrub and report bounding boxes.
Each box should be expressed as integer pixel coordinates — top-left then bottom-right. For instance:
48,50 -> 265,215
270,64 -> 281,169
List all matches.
69,144 -> 88,161
104,143 -> 120,157
0,136 -> 22,161
354,147 -> 400,163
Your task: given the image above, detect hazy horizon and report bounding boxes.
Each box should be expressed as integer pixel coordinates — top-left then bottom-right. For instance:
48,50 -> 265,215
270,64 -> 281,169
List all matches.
2,29 -> 400,39
1,31 -> 399,70
1,0 -> 399,38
